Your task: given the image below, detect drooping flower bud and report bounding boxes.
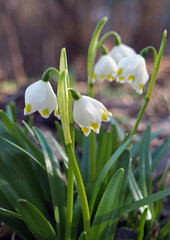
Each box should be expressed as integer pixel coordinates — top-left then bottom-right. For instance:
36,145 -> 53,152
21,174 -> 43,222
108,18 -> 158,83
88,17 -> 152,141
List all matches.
92,55 -> 117,82
114,54 -> 149,94
73,95 -> 112,136
24,80 -> 58,118
109,43 -> 136,64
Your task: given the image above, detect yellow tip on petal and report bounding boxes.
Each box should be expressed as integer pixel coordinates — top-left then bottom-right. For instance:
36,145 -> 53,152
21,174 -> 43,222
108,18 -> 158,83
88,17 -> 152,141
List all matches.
91,122 -> 99,131
93,73 -> 97,80
101,75 -> 105,81
139,83 -> 144,90
117,68 -> 123,76
82,127 -> 90,136
102,112 -> 108,121
119,76 -> 125,81
42,108 -> 49,117
128,75 -> 135,83
25,104 -> 31,114
107,74 -> 115,81
107,110 -> 112,116
56,107 -> 60,117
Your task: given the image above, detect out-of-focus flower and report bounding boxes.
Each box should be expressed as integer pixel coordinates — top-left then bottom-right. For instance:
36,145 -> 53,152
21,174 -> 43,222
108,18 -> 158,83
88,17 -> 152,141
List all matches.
73,95 -> 112,136
114,55 -> 149,94
109,43 -> 136,64
92,55 -> 117,82
24,80 -> 58,118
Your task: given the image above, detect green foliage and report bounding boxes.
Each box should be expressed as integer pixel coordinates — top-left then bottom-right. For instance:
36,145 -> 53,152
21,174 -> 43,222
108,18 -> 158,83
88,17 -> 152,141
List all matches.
0,19 -> 169,240
0,103 -> 169,240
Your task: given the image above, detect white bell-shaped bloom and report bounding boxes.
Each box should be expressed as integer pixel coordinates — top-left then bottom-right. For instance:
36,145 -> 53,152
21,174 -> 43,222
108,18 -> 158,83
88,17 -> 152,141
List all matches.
114,54 -> 149,94
109,43 -> 136,64
92,55 -> 117,82
73,95 -> 112,136
24,80 -> 58,118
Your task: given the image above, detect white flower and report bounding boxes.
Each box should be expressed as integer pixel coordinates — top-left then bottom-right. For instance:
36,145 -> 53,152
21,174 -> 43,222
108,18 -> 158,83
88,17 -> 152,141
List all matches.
73,95 -> 112,136
92,55 -> 117,82
114,54 -> 149,94
109,43 -> 136,64
24,80 -> 58,118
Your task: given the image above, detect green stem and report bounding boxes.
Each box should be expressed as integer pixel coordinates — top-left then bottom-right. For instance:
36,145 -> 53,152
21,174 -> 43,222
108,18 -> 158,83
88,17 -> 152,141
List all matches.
97,31 -> 122,48
140,46 -> 157,61
90,131 -> 96,192
65,125 -> 75,240
66,144 -> 91,240
65,160 -> 74,240
130,30 -> 167,137
98,44 -> 109,55
42,67 -> 60,82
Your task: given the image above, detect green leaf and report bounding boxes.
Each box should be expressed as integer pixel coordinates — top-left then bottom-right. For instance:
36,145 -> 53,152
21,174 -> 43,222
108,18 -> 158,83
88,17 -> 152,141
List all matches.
0,207 -> 34,240
128,170 -> 152,220
96,131 -> 112,176
90,137 -> 132,214
91,169 -> 124,240
5,102 -> 17,123
34,127 -> 66,239
55,121 -> 66,151
105,150 -> 130,240
137,208 -> 148,240
59,48 -> 68,73
50,135 -> 68,169
80,136 -> 90,185
0,140 -> 48,211
152,139 -> 169,172
0,110 -> 44,164
139,126 -> 153,197
110,117 -> 125,141
120,188 -> 170,216
17,199 -> 58,240
111,124 -> 119,154
78,231 -> 87,240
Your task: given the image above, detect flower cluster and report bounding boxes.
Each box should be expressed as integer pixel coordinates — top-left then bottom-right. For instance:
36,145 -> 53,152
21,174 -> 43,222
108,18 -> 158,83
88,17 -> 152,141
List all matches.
93,43 -> 149,94
24,81 -> 111,136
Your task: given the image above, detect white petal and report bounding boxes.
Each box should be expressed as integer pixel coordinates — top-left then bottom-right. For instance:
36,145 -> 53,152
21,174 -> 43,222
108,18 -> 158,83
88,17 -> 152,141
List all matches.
24,80 -> 46,114
83,96 -> 112,122
73,96 -> 101,129
38,82 -> 57,118
109,43 -> 136,64
93,55 -> 117,82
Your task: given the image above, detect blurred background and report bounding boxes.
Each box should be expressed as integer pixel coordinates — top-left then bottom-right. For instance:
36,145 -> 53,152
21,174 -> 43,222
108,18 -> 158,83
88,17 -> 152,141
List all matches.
0,0 -> 169,140
0,0 -> 170,84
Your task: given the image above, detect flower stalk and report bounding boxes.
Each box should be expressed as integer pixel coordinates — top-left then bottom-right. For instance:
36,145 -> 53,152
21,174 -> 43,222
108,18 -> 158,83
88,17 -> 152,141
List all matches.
130,30 -> 167,137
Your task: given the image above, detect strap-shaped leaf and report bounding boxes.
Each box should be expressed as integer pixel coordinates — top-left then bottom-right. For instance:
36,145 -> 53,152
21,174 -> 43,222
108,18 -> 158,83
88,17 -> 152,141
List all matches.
119,188 -> 170,216
152,139 -> 169,172
90,137 -> 132,214
78,231 -> 87,240
0,110 -> 44,163
34,127 -> 66,239
105,150 -> 130,240
17,199 -> 58,240
91,169 -> 124,240
139,126 -> 152,197
0,207 -> 33,239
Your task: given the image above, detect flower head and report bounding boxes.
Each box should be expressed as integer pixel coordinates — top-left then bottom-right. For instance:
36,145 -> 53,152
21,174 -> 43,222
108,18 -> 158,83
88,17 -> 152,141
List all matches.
73,95 -> 112,136
109,43 -> 136,64
114,54 -> 149,94
24,80 -> 58,118
92,55 -> 117,82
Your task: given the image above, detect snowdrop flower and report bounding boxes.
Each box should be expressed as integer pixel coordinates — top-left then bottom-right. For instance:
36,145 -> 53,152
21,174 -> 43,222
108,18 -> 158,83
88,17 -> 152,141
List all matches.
114,54 -> 149,94
73,95 -> 112,136
109,43 -> 136,64
92,55 -> 117,82
24,80 -> 59,118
